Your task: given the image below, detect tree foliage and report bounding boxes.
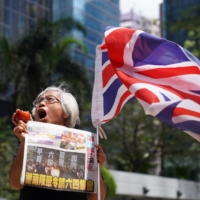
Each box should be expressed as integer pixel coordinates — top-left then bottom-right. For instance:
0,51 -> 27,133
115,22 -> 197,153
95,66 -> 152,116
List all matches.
181,4 -> 200,59
100,101 -> 200,180
0,117 -> 19,200
0,18 -> 91,116
101,166 -> 117,198
169,4 -> 200,33
165,3 -> 200,58
184,28 -> 200,59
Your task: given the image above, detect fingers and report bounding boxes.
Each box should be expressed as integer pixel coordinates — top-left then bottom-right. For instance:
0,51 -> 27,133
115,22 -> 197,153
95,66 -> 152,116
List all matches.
12,113 -> 18,126
12,110 -> 33,125
13,121 -> 28,133
96,144 -> 106,167
30,115 -> 33,121
13,120 -> 28,141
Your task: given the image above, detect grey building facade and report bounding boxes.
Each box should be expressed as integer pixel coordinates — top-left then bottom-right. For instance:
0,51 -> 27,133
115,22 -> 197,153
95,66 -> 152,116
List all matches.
0,0 -> 52,42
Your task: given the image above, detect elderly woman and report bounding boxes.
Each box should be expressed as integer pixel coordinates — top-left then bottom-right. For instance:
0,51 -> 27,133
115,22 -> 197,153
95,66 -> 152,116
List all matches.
9,82 -> 106,200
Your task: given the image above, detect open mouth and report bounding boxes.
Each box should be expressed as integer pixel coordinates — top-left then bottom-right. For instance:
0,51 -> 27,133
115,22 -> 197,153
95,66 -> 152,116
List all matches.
38,110 -> 47,119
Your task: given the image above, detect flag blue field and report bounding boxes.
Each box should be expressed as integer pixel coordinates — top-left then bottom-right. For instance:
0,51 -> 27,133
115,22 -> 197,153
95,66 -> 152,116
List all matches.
92,27 -> 200,141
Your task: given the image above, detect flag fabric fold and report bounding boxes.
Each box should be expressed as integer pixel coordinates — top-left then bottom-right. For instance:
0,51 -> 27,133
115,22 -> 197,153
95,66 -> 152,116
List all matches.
91,27 -> 200,141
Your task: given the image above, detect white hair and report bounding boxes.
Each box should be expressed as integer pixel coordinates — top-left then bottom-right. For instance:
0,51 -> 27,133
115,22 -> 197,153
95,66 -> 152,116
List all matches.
32,82 -> 80,128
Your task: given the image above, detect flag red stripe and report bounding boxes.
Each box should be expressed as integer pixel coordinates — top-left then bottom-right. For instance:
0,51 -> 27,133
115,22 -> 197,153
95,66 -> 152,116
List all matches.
137,66 -> 200,78
100,43 -> 107,50
102,63 -> 116,87
114,90 -> 132,117
103,90 -> 132,123
116,70 -> 183,98
173,107 -> 200,118
135,88 -> 160,103
117,70 -> 200,104
164,85 -> 200,104
106,28 -> 136,69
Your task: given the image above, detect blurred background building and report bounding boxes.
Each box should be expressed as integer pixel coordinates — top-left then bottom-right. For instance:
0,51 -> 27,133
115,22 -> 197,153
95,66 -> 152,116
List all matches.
5,0 -> 200,77
120,9 -> 160,37
160,0 -> 200,46
0,0 -> 52,42
0,0 -> 120,76
0,0 -> 166,76
52,0 -> 120,75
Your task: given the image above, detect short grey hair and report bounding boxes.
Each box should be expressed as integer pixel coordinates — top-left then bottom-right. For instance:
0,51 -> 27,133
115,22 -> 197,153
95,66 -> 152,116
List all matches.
32,82 -> 80,128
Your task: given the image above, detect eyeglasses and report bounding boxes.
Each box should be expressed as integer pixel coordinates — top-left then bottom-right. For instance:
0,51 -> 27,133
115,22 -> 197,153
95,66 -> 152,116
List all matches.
33,95 -> 60,107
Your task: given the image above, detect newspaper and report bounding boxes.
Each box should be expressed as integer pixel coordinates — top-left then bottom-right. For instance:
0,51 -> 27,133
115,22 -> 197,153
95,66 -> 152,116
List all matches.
20,121 -> 98,193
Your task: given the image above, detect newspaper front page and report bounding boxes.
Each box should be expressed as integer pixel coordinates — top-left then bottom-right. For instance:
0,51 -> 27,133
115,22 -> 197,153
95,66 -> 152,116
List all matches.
20,121 -> 98,193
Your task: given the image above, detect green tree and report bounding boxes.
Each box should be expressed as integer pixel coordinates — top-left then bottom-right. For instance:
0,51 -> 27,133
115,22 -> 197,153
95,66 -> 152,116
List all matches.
0,117 -> 19,200
101,166 -> 117,198
100,101 -> 200,180
184,29 -> 200,59
161,3 -> 200,179
101,101 -> 164,173
0,18 -> 92,116
166,3 -> 200,58
160,132 -> 200,181
180,4 -> 200,59
169,4 -> 200,32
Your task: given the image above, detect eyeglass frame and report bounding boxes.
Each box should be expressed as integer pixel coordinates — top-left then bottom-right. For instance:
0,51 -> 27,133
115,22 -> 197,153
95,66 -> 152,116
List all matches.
32,95 -> 61,107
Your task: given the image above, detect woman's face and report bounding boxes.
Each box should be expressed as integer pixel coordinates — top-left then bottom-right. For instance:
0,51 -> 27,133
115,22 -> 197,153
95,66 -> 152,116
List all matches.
34,90 -> 67,126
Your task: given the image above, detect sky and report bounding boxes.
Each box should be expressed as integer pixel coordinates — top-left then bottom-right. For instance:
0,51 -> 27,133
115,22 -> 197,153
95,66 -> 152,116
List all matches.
120,0 -> 163,19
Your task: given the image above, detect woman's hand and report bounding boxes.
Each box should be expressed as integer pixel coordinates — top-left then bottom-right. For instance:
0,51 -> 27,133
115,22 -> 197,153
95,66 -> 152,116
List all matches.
12,112 -> 19,126
95,144 -> 106,167
12,111 -> 29,142
87,145 -> 107,200
12,109 -> 32,125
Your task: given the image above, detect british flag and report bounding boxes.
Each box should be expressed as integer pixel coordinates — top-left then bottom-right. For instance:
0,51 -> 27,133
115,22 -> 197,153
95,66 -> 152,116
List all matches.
91,27 -> 200,141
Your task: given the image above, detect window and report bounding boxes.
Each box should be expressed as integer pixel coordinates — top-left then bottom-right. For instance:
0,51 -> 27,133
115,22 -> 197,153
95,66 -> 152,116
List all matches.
18,0 -> 24,12
5,9 -> 10,25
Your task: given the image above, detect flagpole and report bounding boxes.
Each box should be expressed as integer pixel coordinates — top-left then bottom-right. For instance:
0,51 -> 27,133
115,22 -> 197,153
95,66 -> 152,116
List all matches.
97,125 -> 101,200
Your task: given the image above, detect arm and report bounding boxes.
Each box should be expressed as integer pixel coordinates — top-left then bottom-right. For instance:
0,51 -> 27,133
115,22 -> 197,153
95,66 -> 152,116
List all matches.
9,112 -> 28,189
87,144 -> 107,200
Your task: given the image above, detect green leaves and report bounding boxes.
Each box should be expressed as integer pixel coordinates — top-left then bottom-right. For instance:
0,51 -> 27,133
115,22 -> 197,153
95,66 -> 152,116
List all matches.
101,166 -> 117,197
100,101 -> 200,180
0,18 -> 91,113
166,3 -> 200,59
184,28 -> 200,59
167,4 -> 200,33
0,117 -> 19,199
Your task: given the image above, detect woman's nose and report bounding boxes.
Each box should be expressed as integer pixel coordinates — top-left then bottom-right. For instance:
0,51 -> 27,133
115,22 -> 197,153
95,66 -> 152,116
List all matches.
38,100 -> 46,107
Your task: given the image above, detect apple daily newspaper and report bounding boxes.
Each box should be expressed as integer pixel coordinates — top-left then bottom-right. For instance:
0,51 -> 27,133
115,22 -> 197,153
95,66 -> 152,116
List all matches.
20,121 -> 98,193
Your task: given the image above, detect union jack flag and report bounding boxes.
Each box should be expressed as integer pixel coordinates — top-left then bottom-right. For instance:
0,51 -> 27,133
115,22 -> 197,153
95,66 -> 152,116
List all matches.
91,27 -> 200,141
